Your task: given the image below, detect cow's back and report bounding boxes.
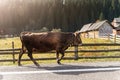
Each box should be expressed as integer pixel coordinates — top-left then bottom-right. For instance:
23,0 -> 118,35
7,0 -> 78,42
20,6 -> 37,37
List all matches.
20,32 -> 74,52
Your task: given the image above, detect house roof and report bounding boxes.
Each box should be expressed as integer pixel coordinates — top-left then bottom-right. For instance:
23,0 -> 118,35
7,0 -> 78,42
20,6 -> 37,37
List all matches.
80,20 -> 114,33
79,23 -> 92,32
88,20 -> 108,31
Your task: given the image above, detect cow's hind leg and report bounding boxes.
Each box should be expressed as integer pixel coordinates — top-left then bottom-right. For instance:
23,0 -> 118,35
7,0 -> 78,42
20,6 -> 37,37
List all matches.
27,50 -> 40,67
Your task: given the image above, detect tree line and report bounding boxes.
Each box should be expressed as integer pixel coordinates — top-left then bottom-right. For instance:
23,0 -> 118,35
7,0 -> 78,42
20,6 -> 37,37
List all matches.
0,0 -> 120,34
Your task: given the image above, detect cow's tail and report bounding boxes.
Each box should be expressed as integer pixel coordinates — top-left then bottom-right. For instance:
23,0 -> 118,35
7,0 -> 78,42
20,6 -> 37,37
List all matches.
21,43 -> 26,53
20,32 -> 28,53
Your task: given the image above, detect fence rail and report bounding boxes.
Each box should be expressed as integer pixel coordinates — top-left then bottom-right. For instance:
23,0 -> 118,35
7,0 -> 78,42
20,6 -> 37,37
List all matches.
109,34 -> 120,43
0,42 -> 120,64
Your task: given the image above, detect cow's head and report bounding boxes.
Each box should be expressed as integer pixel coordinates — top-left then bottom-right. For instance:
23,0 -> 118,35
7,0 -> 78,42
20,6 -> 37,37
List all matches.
73,31 -> 82,46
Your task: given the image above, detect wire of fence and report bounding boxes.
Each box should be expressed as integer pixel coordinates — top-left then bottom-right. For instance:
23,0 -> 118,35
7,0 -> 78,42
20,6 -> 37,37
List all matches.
0,42 -> 120,64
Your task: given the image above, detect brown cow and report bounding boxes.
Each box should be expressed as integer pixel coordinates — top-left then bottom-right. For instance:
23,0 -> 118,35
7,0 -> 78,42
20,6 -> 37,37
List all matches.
18,31 -> 82,67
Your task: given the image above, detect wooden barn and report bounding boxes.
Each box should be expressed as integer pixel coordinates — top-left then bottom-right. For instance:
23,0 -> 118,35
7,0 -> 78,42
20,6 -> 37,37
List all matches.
79,23 -> 92,38
80,20 -> 114,38
112,18 -> 120,35
112,18 -> 120,27
114,27 -> 120,35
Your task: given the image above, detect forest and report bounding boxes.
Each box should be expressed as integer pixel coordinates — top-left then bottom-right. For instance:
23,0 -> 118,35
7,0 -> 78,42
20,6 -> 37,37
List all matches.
0,0 -> 120,34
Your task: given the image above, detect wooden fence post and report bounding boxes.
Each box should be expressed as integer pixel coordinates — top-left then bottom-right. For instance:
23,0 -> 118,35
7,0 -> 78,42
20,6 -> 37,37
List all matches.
12,41 -> 15,64
114,34 -> 116,43
74,45 -> 78,60
108,34 -> 110,41
94,31 -> 95,39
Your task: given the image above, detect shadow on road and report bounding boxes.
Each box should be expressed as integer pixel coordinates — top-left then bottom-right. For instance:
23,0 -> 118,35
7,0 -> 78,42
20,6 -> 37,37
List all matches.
23,63 -> 120,75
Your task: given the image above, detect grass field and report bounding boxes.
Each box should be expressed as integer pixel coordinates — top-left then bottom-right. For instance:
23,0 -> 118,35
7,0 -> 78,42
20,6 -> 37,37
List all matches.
0,37 -> 21,49
0,37 -> 120,66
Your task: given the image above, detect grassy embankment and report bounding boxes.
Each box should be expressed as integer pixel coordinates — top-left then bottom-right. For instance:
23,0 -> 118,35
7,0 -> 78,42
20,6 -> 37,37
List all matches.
0,37 -> 120,66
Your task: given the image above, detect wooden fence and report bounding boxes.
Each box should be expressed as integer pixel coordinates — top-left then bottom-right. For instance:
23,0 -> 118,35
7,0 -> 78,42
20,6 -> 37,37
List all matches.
1,42 -> 120,63
108,34 -> 120,43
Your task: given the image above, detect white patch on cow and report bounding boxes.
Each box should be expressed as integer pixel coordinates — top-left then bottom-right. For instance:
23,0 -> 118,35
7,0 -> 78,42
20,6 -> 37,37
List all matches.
32,32 -> 48,35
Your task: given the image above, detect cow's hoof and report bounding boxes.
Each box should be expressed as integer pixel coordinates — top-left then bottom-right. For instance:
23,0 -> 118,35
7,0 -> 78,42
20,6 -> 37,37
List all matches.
18,64 -> 22,66
57,61 -> 62,65
35,63 -> 40,67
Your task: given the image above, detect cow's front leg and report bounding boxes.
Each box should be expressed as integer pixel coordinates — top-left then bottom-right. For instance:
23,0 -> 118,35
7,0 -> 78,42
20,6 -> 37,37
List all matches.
28,52 -> 40,67
56,52 -> 61,64
18,49 -> 24,66
59,52 -> 64,64
56,51 -> 64,65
